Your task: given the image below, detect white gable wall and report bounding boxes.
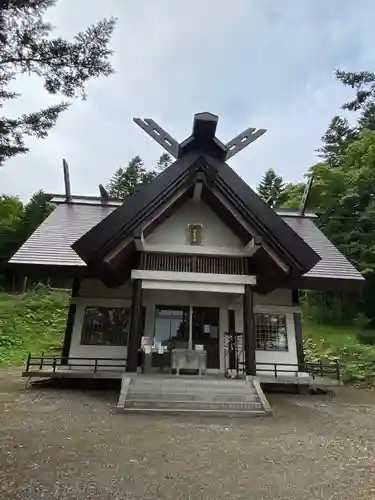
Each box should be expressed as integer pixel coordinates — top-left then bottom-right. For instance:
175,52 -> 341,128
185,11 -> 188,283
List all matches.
144,199 -> 244,252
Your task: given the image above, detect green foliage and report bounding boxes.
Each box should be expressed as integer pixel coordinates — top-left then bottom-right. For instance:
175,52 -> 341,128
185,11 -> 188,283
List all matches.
302,291 -> 360,325
317,116 -> 357,167
0,190 -> 53,263
257,168 -> 287,207
156,153 -> 172,172
0,290 -> 69,366
358,102 -> 375,131
107,154 -> 173,199
335,69 -> 375,111
356,330 -> 375,346
0,0 -> 116,165
303,321 -> 375,384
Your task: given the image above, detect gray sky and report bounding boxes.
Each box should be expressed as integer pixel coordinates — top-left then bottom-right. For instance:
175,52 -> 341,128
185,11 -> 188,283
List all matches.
1,0 -> 375,201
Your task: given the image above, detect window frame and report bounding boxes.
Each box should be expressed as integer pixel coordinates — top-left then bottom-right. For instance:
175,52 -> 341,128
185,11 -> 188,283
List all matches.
254,312 -> 289,352
80,305 -> 131,347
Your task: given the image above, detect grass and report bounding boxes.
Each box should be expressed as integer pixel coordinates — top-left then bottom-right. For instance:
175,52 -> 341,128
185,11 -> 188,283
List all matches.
303,320 -> 359,349
0,290 -> 69,367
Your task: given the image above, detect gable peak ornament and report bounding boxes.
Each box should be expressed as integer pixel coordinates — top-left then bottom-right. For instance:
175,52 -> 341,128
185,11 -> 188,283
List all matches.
133,112 -> 266,162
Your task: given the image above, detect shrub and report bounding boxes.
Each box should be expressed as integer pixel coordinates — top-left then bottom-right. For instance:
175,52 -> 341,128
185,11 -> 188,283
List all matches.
356,330 -> 375,346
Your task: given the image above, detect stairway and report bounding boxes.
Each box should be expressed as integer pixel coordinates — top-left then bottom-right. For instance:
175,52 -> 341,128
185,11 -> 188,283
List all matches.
117,375 -> 271,416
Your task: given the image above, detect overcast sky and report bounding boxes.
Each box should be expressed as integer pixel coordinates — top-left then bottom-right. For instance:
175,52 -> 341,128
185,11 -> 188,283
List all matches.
1,0 -> 375,201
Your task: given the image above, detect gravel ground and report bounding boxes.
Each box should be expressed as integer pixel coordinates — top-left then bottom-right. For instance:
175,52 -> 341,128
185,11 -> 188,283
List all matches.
1,371 -> 375,500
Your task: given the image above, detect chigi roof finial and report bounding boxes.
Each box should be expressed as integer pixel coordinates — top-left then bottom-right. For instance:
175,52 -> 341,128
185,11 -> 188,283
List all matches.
133,112 -> 266,161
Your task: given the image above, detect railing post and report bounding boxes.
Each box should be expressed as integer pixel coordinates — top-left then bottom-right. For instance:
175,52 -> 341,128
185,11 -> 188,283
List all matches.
94,358 -> 98,373
26,352 -> 31,372
335,360 -> 340,381
319,359 -> 323,377
39,352 -> 44,370
274,363 -> 277,378
52,357 -> 56,373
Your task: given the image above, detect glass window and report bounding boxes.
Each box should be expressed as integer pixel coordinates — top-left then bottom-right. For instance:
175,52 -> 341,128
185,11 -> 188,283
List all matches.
81,307 -> 130,346
255,313 -> 288,351
154,306 -> 189,350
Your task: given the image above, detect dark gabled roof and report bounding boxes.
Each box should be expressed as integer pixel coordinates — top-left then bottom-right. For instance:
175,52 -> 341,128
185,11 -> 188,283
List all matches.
72,152 -> 320,278
73,152 -> 202,262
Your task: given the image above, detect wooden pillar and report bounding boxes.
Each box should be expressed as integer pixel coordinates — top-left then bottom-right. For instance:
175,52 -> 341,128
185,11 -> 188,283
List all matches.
126,279 -> 143,372
243,284 -> 256,376
292,289 -> 305,371
61,278 -> 81,364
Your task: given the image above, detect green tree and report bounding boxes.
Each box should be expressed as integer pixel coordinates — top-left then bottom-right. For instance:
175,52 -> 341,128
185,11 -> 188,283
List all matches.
358,102 -> 375,131
0,195 -> 23,261
335,70 -> 375,111
257,168 -> 287,207
107,156 -> 149,198
0,0 -> 116,166
156,153 -> 173,172
317,116 -> 357,167
0,190 -> 53,263
17,190 -> 53,243
107,154 -> 173,199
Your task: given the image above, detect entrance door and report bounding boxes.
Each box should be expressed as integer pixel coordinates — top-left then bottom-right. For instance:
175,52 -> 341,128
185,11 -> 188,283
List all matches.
192,307 -> 220,369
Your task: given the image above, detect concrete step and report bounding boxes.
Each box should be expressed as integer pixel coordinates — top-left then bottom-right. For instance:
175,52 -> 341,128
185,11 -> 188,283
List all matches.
118,375 -> 271,416
132,377 -> 249,386
130,381 -> 255,393
126,391 -> 259,402
128,386 -> 256,395
122,407 -> 267,416
125,399 -> 264,411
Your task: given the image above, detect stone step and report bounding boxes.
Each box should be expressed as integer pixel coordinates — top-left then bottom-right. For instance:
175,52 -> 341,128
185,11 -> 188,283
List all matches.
131,378 -> 249,386
125,399 -> 263,411
122,407 -> 267,416
130,380 -> 254,390
128,386 -> 255,395
126,391 -> 259,402
118,375 -> 271,415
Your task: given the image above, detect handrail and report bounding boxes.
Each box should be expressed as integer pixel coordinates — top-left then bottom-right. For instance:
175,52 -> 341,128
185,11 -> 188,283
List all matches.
25,353 -> 127,373
255,361 -> 340,381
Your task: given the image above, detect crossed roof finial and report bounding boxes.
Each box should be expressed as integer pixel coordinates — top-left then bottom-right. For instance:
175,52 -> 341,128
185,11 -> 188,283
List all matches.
133,112 -> 266,161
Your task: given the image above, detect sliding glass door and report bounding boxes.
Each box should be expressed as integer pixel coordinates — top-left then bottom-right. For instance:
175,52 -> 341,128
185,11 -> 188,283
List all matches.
192,307 -> 220,369
153,306 -> 189,350
153,305 -> 220,369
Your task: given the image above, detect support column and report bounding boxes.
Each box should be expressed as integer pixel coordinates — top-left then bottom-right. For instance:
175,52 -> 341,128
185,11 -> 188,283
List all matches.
126,279 -> 143,373
292,289 -> 305,371
61,278 -> 81,365
243,284 -> 256,376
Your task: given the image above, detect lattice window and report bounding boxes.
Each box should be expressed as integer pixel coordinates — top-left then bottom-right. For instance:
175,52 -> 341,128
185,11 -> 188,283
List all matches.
80,307 -> 130,346
255,313 -> 288,351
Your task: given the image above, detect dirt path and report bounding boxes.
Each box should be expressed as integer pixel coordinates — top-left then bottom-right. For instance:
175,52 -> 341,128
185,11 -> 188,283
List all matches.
1,370 -> 375,499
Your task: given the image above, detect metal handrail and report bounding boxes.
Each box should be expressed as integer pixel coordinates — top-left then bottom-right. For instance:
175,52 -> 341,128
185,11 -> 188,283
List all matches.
25,353 -> 127,373
223,338 -> 341,381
